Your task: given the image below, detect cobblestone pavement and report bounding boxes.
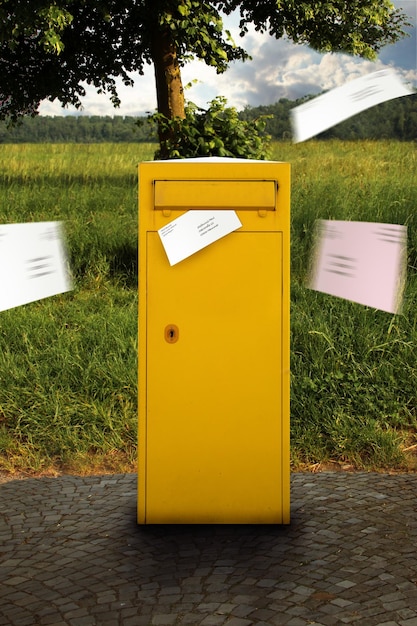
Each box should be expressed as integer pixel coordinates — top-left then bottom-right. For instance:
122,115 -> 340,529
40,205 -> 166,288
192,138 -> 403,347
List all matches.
1,472 -> 417,626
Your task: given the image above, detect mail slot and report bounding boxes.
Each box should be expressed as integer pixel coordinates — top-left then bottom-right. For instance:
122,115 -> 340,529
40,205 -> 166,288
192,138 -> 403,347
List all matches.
154,180 -> 276,210
138,157 -> 290,524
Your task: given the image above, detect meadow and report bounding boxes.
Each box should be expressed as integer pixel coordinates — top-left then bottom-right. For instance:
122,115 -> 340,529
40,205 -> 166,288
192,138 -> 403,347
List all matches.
0,140 -> 416,474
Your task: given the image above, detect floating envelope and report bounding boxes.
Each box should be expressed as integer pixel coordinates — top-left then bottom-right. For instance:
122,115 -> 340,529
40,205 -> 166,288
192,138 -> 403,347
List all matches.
291,69 -> 413,143
0,221 -> 72,311
309,220 -> 407,314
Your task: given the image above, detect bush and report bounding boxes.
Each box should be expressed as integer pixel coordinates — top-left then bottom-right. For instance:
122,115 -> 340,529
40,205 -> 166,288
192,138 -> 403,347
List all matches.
148,96 -> 271,160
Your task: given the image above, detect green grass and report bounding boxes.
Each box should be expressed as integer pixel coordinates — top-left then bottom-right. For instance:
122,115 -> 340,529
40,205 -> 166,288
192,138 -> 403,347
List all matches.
270,140 -> 417,470
0,140 -> 416,474
0,143 -> 155,474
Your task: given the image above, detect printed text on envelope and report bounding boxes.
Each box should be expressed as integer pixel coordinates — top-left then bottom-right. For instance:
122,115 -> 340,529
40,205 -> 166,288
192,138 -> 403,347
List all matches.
158,210 -> 242,266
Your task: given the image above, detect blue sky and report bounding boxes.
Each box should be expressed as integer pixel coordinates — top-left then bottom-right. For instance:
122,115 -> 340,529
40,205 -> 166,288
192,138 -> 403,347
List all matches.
39,1 -> 417,117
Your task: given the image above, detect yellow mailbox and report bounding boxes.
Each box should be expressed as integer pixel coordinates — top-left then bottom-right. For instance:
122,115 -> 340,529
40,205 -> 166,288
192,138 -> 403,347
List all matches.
138,158 -> 290,524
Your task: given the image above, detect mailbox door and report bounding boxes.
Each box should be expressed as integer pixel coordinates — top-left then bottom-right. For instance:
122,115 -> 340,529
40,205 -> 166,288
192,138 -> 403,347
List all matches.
145,228 -> 285,523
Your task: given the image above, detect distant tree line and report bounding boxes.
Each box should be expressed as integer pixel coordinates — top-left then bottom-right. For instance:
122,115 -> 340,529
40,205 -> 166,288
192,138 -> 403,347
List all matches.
241,91 -> 417,141
0,115 -> 158,143
0,91 -> 416,143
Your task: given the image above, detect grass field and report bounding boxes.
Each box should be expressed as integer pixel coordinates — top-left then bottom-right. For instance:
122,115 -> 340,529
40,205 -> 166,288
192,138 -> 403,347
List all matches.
279,141 -> 417,471
0,140 -> 416,474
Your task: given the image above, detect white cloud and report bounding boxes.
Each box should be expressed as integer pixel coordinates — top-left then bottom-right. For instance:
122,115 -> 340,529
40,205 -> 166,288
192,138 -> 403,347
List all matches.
39,6 -> 416,118
39,63 -> 157,117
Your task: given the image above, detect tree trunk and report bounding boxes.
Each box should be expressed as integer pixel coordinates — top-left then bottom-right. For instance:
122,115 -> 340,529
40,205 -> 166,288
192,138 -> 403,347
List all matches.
151,27 -> 185,158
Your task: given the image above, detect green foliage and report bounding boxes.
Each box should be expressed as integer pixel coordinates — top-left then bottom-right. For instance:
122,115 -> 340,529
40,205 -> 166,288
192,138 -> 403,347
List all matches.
290,283 -> 417,468
2,90 -> 417,144
0,1 -> 73,53
0,115 -> 157,143
0,1 -> 410,122
242,91 -> 417,141
0,143 -> 156,472
0,141 -> 417,473
272,139 -> 417,470
37,5 -> 74,54
268,0 -> 410,59
0,290 -> 138,468
158,0 -> 249,70
150,96 -> 271,159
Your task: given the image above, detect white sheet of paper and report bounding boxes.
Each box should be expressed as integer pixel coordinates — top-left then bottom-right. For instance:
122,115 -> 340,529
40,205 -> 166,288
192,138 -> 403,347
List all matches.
158,210 -> 242,266
291,69 -> 413,143
0,221 -> 72,311
309,220 -> 407,314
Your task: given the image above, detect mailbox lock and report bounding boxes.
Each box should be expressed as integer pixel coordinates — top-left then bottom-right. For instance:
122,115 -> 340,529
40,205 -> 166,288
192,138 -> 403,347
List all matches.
165,324 -> 179,343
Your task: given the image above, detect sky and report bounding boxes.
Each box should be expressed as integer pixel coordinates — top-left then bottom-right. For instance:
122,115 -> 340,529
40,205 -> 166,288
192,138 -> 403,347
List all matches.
38,1 -> 417,118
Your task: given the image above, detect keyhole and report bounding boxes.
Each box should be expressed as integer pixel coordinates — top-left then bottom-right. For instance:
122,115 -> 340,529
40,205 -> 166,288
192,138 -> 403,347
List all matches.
165,324 -> 179,343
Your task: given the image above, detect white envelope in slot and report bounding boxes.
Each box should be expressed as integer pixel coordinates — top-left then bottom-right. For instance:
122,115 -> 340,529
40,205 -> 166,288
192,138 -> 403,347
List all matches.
158,210 -> 242,266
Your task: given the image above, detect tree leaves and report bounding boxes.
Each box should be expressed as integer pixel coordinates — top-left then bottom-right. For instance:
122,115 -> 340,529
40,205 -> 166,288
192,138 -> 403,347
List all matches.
0,0 -> 411,134
37,5 -> 73,54
149,95 -> 271,159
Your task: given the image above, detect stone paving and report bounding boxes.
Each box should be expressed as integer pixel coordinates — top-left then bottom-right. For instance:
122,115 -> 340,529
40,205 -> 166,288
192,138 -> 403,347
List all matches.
1,472 -> 417,625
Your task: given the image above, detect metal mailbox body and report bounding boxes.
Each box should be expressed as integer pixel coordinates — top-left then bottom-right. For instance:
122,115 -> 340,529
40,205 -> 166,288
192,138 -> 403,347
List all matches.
138,158 -> 290,524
